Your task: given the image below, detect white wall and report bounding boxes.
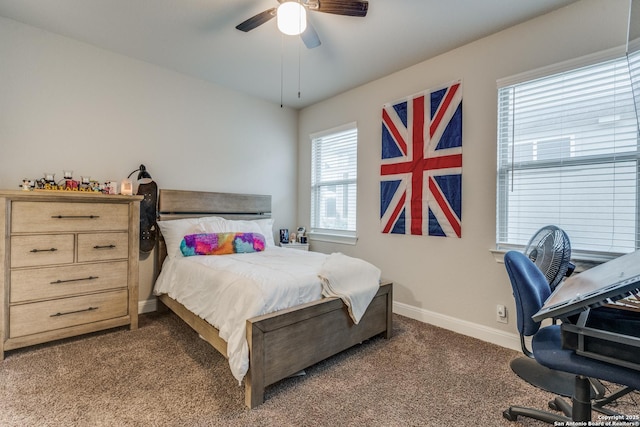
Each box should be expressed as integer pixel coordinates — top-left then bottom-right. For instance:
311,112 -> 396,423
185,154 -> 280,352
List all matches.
297,0 -> 630,349
0,16 -> 299,305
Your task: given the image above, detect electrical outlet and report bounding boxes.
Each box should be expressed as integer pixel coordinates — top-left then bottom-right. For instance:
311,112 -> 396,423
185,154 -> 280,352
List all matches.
496,304 -> 508,323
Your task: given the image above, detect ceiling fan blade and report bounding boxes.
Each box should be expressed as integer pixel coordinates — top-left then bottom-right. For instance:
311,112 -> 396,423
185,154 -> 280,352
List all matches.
235,7 -> 277,32
314,0 -> 368,17
301,21 -> 321,49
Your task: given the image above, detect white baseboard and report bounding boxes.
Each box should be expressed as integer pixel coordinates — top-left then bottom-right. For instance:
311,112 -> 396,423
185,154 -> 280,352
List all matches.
138,298 -> 158,314
393,301 -> 521,352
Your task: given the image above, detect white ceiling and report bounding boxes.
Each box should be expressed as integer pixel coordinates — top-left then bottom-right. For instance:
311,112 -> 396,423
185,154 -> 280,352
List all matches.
0,0 -> 580,109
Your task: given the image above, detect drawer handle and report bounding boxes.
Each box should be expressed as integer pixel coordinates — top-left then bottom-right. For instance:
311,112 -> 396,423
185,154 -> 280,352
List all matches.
50,306 -> 98,317
51,215 -> 100,219
93,244 -> 116,250
30,248 -> 57,253
50,276 -> 99,285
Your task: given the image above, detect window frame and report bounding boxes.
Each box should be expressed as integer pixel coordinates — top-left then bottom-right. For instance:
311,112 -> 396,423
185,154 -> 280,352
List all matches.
309,122 -> 358,245
495,47 -> 639,262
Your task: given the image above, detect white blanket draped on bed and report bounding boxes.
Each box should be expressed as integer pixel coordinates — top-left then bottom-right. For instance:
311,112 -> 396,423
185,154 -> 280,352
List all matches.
318,252 -> 381,324
153,247 -> 381,384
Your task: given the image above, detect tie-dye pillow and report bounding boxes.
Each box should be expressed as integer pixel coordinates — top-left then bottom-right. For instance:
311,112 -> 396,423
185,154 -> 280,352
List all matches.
180,232 -> 266,256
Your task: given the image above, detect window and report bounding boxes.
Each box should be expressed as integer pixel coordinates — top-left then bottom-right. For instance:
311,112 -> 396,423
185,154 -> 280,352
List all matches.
310,123 -> 358,242
496,56 -> 639,258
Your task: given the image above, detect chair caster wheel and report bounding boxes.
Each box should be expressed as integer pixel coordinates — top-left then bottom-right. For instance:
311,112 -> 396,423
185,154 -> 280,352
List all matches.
503,409 -> 518,421
548,400 -> 560,411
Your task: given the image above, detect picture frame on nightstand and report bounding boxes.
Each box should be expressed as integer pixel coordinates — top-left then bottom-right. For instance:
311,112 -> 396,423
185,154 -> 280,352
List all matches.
279,229 -> 289,244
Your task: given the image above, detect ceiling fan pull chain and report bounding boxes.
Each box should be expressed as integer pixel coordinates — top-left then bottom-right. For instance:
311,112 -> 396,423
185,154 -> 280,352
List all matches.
298,34 -> 302,99
298,0 -> 302,99
280,33 -> 284,108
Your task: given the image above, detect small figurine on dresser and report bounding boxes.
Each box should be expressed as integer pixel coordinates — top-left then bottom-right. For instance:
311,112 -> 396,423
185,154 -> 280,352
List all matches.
20,171 -> 118,194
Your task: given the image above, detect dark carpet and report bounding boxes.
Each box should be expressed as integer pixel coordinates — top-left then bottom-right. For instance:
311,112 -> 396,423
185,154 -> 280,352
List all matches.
1,312 -> 637,426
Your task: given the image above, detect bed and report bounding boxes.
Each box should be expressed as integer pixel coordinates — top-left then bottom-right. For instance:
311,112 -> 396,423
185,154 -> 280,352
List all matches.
153,189 -> 393,408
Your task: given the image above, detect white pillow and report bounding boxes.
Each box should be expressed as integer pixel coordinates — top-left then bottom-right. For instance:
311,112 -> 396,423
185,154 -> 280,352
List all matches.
158,216 -> 226,258
254,218 -> 275,247
198,217 -> 275,247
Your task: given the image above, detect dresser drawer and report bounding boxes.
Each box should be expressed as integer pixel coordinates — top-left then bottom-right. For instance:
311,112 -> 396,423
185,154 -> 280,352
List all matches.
77,232 -> 129,262
10,234 -> 75,268
11,202 -> 129,233
9,289 -> 129,338
10,261 -> 128,303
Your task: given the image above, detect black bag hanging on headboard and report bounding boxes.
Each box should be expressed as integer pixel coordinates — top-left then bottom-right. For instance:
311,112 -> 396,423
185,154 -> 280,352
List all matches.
138,180 -> 158,253
127,164 -> 157,253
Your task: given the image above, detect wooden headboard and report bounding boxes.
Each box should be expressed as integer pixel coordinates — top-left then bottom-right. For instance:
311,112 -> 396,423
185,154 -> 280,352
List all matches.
156,189 -> 272,267
158,189 -> 271,221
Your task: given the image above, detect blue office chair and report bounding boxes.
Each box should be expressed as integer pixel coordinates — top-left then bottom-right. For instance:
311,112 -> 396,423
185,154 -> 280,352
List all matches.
503,250 -> 640,423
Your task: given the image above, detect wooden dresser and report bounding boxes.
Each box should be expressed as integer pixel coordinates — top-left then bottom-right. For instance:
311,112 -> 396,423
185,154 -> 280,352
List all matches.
0,190 -> 142,359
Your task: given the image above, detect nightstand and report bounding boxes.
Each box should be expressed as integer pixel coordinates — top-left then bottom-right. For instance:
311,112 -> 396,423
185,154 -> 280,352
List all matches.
0,190 -> 142,359
279,242 -> 309,251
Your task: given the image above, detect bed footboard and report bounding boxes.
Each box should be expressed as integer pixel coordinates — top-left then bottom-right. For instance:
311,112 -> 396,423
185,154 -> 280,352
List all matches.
245,281 -> 393,408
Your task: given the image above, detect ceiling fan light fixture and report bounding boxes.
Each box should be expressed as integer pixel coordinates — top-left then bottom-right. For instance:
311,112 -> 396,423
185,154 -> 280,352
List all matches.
277,1 -> 307,36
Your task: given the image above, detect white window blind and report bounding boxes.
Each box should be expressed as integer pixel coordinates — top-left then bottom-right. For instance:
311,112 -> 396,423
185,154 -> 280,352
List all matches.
311,123 -> 357,236
496,57 -> 639,257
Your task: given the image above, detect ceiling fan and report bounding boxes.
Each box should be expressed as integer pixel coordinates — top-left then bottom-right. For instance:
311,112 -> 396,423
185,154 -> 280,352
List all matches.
235,0 -> 369,49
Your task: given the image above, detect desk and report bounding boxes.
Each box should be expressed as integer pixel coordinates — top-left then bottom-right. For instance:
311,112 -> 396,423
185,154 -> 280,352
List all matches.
533,250 -> 640,370
533,250 -> 640,322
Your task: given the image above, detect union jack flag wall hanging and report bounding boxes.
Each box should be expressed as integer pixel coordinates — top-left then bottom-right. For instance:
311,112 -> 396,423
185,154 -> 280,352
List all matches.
380,80 -> 462,237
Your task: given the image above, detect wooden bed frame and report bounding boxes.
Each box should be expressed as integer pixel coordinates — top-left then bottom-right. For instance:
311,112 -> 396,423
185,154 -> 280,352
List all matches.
155,189 -> 393,408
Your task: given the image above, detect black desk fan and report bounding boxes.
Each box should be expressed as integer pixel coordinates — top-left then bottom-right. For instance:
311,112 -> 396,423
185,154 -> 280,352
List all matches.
510,225 -> 583,397
525,226 -> 575,291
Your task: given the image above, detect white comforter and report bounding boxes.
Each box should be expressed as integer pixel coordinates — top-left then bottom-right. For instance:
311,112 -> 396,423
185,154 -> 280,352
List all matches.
153,246 -> 326,383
